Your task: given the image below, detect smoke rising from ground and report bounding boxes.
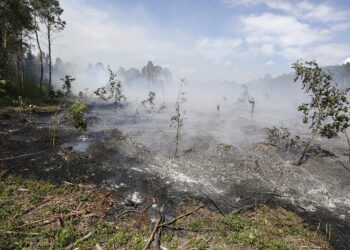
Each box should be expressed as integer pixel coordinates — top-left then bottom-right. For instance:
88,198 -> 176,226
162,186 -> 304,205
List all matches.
47,56 -> 350,157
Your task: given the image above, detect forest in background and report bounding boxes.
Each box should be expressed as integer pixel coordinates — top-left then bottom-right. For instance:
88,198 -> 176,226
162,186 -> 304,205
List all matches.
1,0 -> 350,107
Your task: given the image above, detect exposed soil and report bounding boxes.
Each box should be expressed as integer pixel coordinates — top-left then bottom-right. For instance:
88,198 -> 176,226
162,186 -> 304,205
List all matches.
1,106 -> 350,249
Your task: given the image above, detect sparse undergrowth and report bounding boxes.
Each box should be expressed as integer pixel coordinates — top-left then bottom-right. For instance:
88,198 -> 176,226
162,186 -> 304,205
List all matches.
0,172 -> 331,249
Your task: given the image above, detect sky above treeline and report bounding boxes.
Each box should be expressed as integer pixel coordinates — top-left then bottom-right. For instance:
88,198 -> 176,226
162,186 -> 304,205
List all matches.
55,0 -> 350,83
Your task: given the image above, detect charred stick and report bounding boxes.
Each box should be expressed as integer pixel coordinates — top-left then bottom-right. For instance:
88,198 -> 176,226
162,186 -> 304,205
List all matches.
0,150 -> 50,162
143,205 -> 165,250
21,210 -> 86,228
158,205 -> 204,227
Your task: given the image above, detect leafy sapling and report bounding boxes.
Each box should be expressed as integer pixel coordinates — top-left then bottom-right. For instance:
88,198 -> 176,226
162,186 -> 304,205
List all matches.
61,75 -> 75,96
50,100 -> 88,147
65,100 -> 88,132
265,126 -> 300,149
170,78 -> 187,158
141,91 -> 156,111
94,68 -> 127,110
111,71 -> 127,110
293,60 -> 349,165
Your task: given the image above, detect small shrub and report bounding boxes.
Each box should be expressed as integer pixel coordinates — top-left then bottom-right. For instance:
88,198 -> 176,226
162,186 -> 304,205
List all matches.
264,126 -> 300,148
94,68 -> 127,110
61,75 -> 75,96
65,101 -> 88,132
189,220 -> 203,231
141,91 -> 156,110
222,213 -> 248,232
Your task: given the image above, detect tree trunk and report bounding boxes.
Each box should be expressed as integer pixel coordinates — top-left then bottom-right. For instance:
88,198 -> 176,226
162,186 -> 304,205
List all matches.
19,32 -> 24,90
48,24 -> 52,95
344,130 -> 350,163
174,102 -> 180,158
175,124 -> 180,158
34,17 -> 43,93
297,126 -> 319,165
3,29 -> 7,49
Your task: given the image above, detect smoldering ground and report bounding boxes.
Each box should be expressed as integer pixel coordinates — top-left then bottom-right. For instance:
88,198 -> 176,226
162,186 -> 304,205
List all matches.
2,66 -> 350,248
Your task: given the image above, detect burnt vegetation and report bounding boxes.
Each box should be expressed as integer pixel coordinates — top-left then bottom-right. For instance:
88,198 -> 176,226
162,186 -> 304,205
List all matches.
2,0 -> 350,249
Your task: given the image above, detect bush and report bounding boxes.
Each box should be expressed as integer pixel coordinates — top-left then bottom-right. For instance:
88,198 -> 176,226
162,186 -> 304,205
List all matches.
265,126 -> 300,148
65,101 -> 88,132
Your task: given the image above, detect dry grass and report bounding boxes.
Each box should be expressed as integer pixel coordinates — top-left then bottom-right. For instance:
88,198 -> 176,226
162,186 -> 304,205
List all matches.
0,172 -> 331,249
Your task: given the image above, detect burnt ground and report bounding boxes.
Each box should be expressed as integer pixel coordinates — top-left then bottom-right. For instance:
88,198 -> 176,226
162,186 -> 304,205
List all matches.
1,107 -> 350,249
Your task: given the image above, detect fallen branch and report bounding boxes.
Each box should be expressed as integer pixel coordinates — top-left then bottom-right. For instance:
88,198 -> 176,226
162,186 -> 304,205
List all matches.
231,198 -> 274,215
143,205 -> 165,250
159,205 -> 204,227
0,230 -> 40,236
115,209 -> 138,219
154,216 -> 164,250
0,150 -> 50,162
62,181 -> 96,189
65,231 -> 93,250
207,197 -> 226,216
14,197 -> 53,219
197,184 -> 226,216
231,204 -> 256,214
21,210 -> 86,228
164,226 -> 218,232
116,204 -> 152,219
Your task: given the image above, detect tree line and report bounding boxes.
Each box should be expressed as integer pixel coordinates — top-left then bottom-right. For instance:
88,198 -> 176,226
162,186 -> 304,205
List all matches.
0,0 -> 65,100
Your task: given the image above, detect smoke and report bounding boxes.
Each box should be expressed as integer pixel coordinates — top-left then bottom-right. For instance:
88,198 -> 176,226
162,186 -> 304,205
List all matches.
50,59 -> 349,158
64,62 -> 312,158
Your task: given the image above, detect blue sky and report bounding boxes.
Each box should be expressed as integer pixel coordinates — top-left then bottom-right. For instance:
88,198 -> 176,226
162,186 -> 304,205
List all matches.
57,0 -> 350,82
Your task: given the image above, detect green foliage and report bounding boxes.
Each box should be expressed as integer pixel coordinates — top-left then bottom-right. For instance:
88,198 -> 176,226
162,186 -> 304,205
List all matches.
94,68 -> 127,109
0,0 -> 66,97
141,91 -> 156,110
188,237 -> 209,249
65,100 -> 88,132
0,77 -> 57,106
12,96 -> 26,109
222,213 -> 249,232
265,126 -> 300,147
133,235 -> 145,250
293,60 -> 350,164
61,75 -> 75,96
293,60 -> 349,134
30,0 -> 66,30
113,232 -> 129,245
55,222 -> 76,248
189,220 -> 203,231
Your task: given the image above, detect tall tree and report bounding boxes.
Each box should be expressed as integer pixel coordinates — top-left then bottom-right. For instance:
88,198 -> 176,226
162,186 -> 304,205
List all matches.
32,0 -> 65,94
0,0 -> 34,86
29,1 -> 44,92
